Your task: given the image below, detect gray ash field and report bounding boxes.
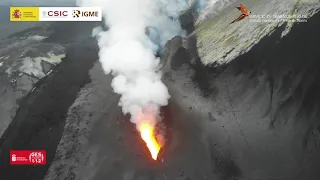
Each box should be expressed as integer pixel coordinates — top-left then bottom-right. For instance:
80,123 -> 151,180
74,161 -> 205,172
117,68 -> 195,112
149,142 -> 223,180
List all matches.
1,6 -> 320,180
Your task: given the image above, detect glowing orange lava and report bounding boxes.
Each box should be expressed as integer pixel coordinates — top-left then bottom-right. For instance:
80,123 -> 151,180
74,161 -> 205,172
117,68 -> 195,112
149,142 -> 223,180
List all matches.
139,123 -> 161,160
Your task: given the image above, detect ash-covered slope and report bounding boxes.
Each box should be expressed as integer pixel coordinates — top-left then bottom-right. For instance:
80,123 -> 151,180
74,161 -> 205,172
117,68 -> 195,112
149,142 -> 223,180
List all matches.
194,0 -> 320,65
0,21 -> 100,180
0,20 -> 99,137
162,7 -> 320,180
1,3 -> 320,180
44,9 -> 320,180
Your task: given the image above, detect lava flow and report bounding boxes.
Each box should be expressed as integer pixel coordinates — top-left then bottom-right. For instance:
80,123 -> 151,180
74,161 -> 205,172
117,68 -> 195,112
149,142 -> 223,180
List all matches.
139,123 -> 161,160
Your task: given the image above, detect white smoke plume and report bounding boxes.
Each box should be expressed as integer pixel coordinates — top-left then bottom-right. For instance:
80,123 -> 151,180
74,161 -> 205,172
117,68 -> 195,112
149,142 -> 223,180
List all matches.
196,0 -> 237,20
77,0 -> 192,127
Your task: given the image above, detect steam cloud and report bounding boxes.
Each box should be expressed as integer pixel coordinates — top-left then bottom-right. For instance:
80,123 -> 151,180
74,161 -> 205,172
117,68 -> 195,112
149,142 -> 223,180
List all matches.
77,0 -> 194,127
197,0 -> 237,20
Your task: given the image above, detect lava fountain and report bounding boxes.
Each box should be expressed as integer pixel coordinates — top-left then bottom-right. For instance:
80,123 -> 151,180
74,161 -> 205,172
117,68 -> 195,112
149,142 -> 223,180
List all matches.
139,123 -> 161,160
136,109 -> 163,160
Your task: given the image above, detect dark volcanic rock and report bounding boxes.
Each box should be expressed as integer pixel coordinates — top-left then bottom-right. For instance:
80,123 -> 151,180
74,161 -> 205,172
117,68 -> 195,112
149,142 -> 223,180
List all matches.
0,36 -> 98,180
163,10 -> 320,180
162,36 -> 189,72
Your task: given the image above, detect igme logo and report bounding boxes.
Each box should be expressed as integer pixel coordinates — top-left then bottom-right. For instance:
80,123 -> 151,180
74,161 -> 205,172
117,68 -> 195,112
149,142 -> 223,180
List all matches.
72,10 -> 99,18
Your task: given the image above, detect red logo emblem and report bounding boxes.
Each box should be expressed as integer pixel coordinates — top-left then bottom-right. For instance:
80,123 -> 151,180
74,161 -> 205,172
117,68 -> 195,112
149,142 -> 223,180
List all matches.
10,150 -> 46,165
12,9 -> 22,19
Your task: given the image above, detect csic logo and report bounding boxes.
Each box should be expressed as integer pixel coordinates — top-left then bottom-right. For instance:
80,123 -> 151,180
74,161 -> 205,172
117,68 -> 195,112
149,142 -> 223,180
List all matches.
72,10 -> 99,18
42,10 -> 68,17
12,9 -> 22,19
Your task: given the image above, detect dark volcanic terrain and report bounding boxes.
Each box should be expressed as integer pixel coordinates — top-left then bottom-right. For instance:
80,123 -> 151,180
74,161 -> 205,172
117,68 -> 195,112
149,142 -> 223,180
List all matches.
0,10 -> 320,180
